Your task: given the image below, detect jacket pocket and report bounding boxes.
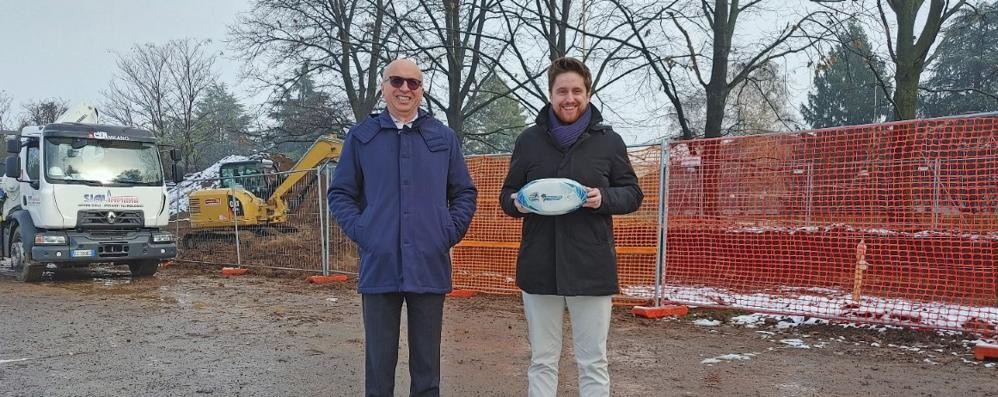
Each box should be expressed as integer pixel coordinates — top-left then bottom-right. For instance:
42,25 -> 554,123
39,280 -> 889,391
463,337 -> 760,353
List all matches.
354,210 -> 371,250
440,208 -> 458,247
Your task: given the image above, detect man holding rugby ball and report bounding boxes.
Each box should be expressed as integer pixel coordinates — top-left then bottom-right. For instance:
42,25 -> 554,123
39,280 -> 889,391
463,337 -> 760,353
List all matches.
499,57 -> 643,396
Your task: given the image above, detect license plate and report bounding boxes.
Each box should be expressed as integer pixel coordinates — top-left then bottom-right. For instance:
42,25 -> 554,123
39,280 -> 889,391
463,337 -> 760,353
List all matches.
71,249 -> 95,257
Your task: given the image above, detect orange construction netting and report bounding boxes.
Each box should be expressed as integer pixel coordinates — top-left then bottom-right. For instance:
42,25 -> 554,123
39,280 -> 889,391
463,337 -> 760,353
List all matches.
452,145 -> 663,295
453,116 -> 998,332
660,116 -> 997,332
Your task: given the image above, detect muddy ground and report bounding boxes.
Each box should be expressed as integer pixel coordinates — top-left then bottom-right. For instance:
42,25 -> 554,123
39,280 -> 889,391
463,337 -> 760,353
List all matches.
1,265 -> 995,397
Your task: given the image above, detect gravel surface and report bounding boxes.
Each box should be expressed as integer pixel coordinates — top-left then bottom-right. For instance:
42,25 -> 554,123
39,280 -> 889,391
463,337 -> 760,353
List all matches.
1,265 -> 995,396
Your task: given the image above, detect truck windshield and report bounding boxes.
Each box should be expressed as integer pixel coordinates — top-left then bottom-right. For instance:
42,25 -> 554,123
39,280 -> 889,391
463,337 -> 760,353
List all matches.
44,137 -> 164,186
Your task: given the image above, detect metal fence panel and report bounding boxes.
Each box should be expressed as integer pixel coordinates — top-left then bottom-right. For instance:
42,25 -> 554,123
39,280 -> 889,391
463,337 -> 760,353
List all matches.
170,167 -> 357,274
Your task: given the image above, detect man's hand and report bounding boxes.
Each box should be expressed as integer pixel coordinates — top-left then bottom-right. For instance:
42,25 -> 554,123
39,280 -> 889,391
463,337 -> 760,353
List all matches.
510,193 -> 528,213
582,187 -> 602,209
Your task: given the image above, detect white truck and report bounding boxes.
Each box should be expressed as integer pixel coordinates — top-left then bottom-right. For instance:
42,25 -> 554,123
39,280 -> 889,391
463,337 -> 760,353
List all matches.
1,105 -> 182,281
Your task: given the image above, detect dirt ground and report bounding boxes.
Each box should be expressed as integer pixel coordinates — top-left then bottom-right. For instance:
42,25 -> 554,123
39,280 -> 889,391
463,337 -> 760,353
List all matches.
1,265 -> 995,397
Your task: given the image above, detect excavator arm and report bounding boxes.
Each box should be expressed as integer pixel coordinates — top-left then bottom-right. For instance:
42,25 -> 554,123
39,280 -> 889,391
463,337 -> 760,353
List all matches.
266,136 -> 342,221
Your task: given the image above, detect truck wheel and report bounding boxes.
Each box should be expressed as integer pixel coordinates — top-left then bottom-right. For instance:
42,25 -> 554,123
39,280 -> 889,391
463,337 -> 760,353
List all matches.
128,261 -> 159,277
10,226 -> 44,282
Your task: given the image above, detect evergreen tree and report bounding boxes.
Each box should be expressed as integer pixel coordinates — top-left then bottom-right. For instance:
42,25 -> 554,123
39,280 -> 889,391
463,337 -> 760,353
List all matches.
801,23 -> 891,129
922,3 -> 998,117
461,75 -> 527,154
194,83 -> 254,168
267,64 -> 351,158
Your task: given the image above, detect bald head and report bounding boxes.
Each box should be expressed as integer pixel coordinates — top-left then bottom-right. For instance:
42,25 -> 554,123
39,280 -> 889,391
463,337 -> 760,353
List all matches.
384,58 -> 422,81
381,58 -> 424,122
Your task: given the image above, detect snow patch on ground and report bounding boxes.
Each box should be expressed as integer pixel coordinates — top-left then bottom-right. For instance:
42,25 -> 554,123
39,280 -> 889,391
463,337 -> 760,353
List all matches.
694,319 -> 721,327
622,283 -> 998,331
779,339 -> 811,349
724,223 -> 998,241
731,314 -> 764,327
701,353 -> 758,365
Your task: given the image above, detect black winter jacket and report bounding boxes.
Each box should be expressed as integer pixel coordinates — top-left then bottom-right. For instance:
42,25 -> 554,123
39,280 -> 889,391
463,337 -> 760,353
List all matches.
499,105 -> 643,296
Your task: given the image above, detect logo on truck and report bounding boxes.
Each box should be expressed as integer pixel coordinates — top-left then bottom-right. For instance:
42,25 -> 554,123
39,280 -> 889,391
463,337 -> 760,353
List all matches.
25,195 -> 42,206
88,131 -> 131,141
82,190 -> 140,208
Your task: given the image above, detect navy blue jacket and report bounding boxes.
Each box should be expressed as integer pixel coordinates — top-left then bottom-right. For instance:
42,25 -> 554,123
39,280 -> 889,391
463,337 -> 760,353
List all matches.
328,110 -> 478,294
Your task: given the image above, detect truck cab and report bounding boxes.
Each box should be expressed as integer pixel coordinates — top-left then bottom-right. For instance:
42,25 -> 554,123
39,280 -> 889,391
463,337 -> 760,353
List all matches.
2,120 -> 182,281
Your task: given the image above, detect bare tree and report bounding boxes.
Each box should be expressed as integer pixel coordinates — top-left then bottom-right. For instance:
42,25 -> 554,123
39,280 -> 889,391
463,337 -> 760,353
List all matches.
103,39 -> 219,170
230,0 -> 650,148
103,43 -> 172,137
390,0 -> 514,138
814,0 -> 969,120
0,91 -> 12,131
20,98 -> 69,128
599,1 -> 833,219
831,0 -> 968,226
497,0 -> 583,107
874,0 -> 967,120
484,0 -> 655,117
609,0 -> 832,139
166,39 -> 219,170
230,0 -> 397,122
730,61 -> 798,134
259,64 -> 355,154
488,1 -> 564,108
504,0 -> 573,59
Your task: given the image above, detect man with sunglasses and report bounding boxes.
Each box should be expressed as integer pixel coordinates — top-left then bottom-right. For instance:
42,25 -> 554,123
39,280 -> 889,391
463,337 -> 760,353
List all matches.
328,58 -> 478,397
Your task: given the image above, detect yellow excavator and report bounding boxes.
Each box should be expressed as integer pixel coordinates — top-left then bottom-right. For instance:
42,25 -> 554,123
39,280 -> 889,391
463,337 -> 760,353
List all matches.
182,136 -> 342,248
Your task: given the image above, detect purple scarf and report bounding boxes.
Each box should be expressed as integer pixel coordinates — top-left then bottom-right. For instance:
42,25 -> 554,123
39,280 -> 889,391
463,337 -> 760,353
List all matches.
548,105 -> 592,152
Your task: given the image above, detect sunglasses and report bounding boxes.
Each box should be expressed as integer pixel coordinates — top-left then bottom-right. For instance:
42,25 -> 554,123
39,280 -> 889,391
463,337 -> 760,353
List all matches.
386,76 -> 422,90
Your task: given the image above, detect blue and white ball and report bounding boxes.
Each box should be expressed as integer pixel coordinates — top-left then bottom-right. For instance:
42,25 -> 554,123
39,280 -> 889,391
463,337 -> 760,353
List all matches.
516,178 -> 588,216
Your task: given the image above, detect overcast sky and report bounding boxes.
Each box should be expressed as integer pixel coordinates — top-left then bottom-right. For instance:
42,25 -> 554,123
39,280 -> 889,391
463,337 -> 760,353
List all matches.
0,0 -> 830,144
0,0 -> 251,107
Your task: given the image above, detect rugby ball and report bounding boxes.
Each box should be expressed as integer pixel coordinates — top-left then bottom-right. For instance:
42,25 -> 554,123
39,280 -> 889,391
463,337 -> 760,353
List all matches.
516,178 -> 588,216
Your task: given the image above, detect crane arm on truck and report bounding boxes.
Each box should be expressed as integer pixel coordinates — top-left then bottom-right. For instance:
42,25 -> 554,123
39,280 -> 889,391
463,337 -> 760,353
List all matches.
55,103 -> 99,124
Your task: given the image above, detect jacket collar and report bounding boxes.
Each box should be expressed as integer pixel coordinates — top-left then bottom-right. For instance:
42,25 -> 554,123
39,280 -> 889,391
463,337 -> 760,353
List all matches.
353,109 -> 448,151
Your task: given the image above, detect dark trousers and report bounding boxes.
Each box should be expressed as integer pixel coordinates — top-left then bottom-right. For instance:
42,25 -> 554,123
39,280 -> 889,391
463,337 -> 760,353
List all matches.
362,292 -> 445,397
